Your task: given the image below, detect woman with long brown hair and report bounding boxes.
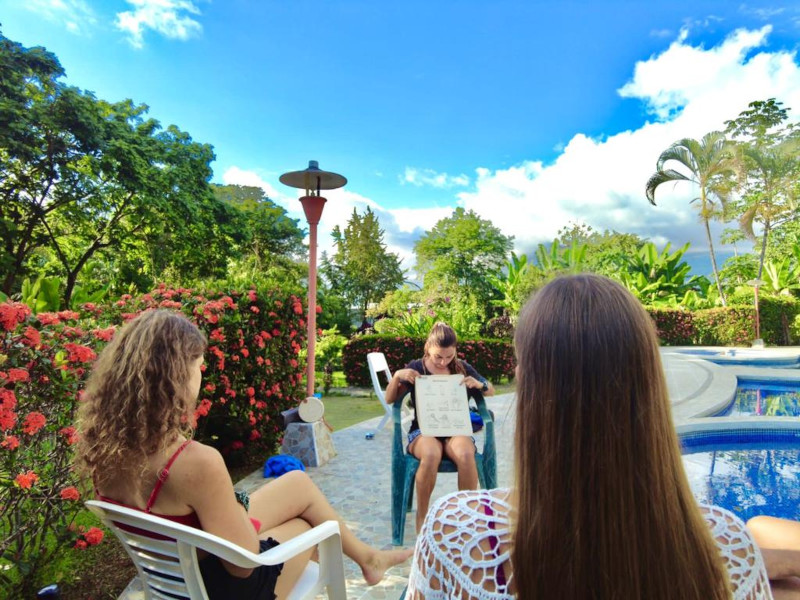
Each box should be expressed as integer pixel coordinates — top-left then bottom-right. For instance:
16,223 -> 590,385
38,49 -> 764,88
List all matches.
384,321 -> 494,533
76,309 -> 411,600
406,274 -> 772,599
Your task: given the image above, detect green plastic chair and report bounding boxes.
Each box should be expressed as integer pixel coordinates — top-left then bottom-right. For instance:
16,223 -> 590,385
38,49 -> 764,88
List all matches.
391,390 -> 496,546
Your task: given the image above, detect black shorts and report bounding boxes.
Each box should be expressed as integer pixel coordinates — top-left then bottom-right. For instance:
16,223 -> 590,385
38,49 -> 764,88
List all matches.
199,537 -> 284,600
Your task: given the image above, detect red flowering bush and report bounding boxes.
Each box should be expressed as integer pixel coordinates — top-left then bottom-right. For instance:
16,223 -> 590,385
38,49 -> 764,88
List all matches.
0,284 -> 306,595
342,334 -> 515,387
0,304 -> 104,596
646,307 -> 697,346
103,284 -> 307,463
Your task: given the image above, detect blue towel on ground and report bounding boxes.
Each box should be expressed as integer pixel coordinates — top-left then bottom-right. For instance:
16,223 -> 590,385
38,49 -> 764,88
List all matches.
263,454 -> 306,478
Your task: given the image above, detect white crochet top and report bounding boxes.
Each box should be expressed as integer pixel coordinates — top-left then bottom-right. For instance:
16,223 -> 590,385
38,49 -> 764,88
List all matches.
406,488 -> 773,600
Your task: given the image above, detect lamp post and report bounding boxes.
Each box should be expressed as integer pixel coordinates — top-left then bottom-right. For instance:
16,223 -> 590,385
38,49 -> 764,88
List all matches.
280,161 -> 347,398
747,278 -> 765,348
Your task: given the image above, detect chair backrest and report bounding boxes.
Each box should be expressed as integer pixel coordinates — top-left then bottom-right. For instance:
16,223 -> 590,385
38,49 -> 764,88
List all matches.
367,352 -> 391,405
86,500 -> 346,600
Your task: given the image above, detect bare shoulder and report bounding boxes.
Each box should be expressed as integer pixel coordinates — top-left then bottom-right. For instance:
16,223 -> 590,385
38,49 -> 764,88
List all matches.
170,441 -> 231,489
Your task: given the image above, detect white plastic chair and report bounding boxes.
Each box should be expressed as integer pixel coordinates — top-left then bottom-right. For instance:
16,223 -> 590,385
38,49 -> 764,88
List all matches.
367,352 -> 395,437
86,500 -> 347,600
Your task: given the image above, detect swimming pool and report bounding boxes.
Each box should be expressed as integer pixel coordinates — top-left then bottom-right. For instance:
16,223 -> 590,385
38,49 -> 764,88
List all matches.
714,379 -> 800,417
681,429 -> 800,522
670,348 -> 800,368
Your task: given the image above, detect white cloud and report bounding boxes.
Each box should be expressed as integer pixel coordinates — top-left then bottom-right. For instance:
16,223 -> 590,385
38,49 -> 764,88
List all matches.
455,25 -> 800,259
223,26 -> 800,277
23,0 -> 97,34
401,167 -> 470,188
115,0 -> 203,49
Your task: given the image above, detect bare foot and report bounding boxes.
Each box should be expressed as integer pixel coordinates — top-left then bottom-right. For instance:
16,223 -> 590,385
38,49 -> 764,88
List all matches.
362,548 -> 414,585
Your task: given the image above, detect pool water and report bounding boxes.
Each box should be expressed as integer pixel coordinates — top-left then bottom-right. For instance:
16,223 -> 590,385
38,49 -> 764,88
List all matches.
682,434 -> 800,522
716,380 -> 800,417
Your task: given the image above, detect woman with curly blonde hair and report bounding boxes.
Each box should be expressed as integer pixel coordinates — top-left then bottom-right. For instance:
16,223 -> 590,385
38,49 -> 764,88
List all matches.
77,309 -> 410,600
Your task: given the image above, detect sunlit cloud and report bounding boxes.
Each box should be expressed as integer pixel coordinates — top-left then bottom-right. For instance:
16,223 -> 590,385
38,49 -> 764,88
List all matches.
115,0 -> 203,49
22,0 -> 97,34
224,26 -> 800,276
456,25 -> 800,259
401,167 -> 470,189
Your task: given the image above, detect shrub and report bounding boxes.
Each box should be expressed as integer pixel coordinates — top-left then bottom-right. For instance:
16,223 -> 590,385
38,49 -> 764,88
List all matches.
0,303 -> 108,597
645,308 -> 695,345
692,306 -> 754,346
342,334 -> 515,387
0,284 -> 307,594
99,285 -> 307,463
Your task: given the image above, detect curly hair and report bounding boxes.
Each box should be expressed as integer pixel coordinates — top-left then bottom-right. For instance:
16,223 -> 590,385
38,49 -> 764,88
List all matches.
76,310 -> 207,488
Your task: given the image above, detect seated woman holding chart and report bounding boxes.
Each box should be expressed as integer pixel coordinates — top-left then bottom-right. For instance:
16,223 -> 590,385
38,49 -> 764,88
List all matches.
384,321 -> 494,533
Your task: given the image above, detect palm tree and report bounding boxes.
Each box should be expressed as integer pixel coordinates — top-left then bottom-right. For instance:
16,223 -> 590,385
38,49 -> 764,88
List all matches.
646,131 -> 739,306
737,137 -> 800,283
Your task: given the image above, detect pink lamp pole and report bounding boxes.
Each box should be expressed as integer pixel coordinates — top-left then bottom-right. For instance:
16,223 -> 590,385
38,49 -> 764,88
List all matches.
280,161 -> 347,398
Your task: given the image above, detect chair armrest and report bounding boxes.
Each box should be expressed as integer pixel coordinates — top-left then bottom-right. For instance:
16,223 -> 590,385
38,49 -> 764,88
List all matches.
473,392 -> 494,425
253,520 -> 341,565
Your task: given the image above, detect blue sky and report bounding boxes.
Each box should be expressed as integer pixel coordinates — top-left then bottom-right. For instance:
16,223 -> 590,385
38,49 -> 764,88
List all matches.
2,1 -> 800,275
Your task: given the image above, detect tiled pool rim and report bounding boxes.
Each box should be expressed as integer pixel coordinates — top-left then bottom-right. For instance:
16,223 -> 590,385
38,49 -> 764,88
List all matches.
680,423 -> 800,450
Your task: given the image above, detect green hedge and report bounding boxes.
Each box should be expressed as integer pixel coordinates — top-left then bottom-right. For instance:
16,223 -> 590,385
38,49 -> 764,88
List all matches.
646,308 -> 696,345
343,334 -> 515,387
646,295 -> 800,346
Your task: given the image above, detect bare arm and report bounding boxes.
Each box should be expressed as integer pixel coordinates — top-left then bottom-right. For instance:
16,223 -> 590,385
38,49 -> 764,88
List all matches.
385,368 -> 420,404
173,443 -> 261,577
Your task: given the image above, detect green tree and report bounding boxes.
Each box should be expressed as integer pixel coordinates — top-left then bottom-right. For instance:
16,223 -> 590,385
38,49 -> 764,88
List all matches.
0,31 -> 238,304
211,184 -> 305,279
646,131 -> 739,305
555,222 -> 644,276
413,207 -> 513,307
487,252 -> 529,320
724,99 -> 800,285
321,207 -> 404,322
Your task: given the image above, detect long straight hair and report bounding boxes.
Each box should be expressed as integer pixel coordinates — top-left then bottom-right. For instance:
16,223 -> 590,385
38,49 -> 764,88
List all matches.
512,275 -> 730,599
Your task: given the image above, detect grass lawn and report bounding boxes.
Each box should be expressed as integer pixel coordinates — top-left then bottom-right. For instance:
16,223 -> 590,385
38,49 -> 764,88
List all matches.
322,392 -> 385,430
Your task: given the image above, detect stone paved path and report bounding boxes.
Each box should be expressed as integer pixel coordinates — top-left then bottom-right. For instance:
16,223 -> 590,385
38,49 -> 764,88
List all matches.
237,392 -> 518,599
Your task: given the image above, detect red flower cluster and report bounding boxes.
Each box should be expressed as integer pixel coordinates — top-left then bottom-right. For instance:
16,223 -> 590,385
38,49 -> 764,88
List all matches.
2,435 -> 19,450
7,368 -> 29,383
0,302 -> 31,331
59,426 -> 79,445
22,411 -> 46,435
15,470 -> 39,489
92,326 -> 116,342
60,486 -> 80,501
64,343 -> 97,363
73,526 -> 104,550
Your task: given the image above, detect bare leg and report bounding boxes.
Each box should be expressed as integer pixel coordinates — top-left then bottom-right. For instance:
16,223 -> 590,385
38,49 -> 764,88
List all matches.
248,470 -> 412,585
409,436 -> 443,533
267,518 -> 314,599
748,516 -> 800,577
747,515 -> 800,597
770,578 -> 800,600
444,436 -> 478,491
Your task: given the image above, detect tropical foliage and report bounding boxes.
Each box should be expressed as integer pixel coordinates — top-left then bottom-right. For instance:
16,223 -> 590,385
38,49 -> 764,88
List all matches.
646,131 -> 740,305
